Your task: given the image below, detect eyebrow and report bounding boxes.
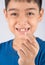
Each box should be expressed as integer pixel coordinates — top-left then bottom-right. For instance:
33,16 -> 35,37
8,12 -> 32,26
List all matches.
25,8 -> 36,11
7,8 -> 19,11
7,8 -> 36,11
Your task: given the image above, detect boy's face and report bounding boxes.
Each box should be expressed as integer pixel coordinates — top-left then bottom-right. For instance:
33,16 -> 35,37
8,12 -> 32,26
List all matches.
4,0 -> 44,38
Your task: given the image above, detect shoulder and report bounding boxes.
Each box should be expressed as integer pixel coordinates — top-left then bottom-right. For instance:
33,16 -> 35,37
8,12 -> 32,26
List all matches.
36,37 -> 45,48
0,39 -> 13,52
35,37 -> 45,65
36,37 -> 45,54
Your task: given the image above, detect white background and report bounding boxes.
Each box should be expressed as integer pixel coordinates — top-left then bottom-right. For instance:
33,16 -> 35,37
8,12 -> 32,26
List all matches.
0,0 -> 45,43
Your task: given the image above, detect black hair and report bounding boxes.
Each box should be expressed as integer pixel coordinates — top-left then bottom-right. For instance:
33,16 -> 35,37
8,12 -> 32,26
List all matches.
5,0 -> 42,11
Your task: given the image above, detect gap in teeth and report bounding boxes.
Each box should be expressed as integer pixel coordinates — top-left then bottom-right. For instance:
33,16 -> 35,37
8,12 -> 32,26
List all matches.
16,28 -> 30,31
16,28 -> 18,30
27,28 -> 30,30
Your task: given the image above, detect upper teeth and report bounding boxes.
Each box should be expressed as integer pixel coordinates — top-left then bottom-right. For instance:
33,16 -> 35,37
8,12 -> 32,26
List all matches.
21,29 -> 26,31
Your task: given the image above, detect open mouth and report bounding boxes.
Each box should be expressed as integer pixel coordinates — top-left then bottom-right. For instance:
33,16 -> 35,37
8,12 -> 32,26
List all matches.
15,27 -> 30,34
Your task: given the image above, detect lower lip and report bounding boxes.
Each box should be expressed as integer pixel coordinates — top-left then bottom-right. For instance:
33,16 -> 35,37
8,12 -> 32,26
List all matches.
18,31 -> 27,35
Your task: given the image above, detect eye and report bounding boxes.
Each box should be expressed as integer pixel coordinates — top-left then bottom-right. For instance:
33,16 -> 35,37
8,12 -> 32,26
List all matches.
27,12 -> 34,16
11,13 -> 18,16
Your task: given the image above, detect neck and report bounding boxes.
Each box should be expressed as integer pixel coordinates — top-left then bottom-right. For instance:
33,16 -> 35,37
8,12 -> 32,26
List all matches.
12,39 -> 19,52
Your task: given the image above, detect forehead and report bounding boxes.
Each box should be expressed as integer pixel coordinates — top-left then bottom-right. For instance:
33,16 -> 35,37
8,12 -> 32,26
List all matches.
7,0 -> 39,11
11,0 -> 34,2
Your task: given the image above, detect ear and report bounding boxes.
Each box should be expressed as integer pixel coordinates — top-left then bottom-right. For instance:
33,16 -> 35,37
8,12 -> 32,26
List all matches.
3,9 -> 8,19
38,8 -> 44,22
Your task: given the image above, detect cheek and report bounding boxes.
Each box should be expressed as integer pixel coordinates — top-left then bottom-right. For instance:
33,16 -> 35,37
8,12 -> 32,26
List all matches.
8,17 -> 17,27
28,18 -> 38,34
7,19 -> 15,31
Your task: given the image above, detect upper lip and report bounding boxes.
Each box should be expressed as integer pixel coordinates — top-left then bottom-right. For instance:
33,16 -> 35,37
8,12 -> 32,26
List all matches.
15,27 -> 30,31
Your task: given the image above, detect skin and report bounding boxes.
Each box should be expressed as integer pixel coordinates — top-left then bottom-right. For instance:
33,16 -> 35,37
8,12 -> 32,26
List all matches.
4,0 -> 44,65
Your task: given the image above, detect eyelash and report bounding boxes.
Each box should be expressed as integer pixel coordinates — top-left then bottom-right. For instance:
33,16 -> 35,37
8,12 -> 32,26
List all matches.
27,12 -> 35,16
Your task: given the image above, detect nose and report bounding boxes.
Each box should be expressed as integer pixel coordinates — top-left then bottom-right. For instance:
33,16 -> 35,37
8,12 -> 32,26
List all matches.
17,15 -> 28,26
15,13 -> 31,28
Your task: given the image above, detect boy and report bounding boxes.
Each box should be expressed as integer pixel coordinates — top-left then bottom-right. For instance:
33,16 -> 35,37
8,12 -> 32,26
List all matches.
0,0 -> 45,65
